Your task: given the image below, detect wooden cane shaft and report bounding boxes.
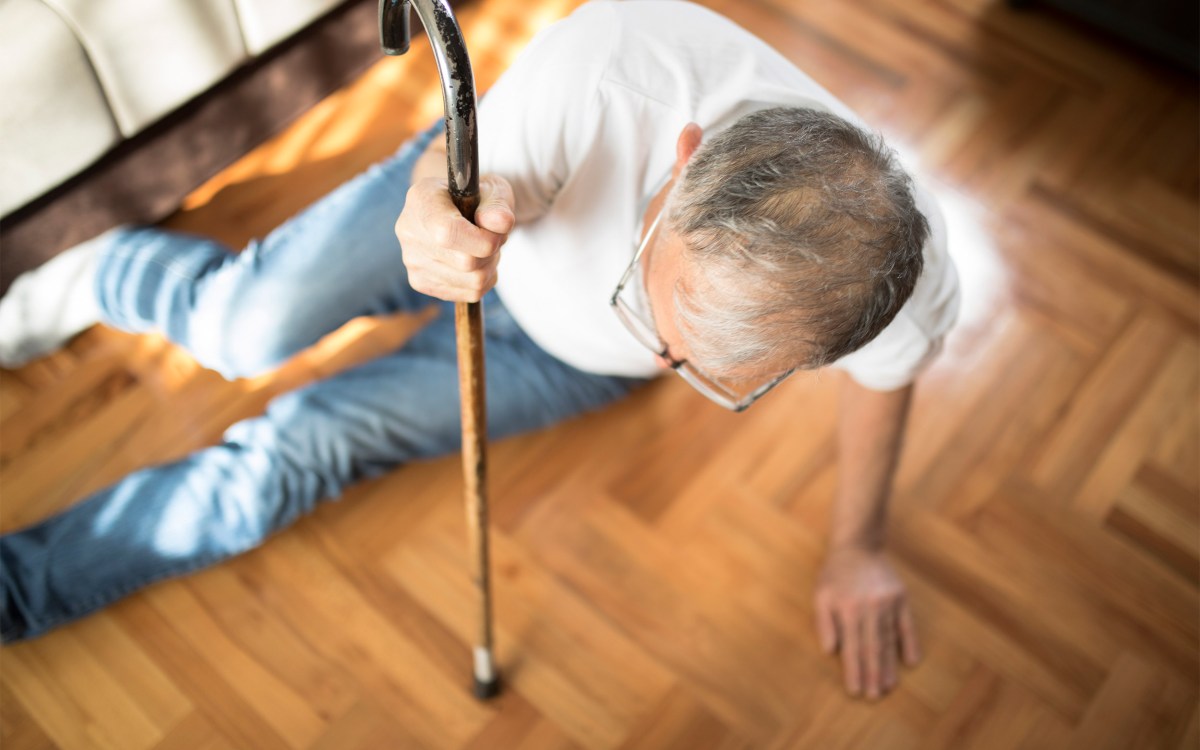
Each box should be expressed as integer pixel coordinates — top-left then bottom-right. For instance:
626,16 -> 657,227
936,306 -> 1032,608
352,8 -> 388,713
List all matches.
454,300 -> 493,654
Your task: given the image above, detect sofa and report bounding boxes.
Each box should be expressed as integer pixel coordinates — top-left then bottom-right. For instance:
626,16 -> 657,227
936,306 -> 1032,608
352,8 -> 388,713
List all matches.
0,0 -> 386,293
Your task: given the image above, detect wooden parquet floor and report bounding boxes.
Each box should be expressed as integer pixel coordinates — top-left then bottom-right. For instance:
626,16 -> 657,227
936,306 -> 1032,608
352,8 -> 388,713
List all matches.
2,0 -> 1197,748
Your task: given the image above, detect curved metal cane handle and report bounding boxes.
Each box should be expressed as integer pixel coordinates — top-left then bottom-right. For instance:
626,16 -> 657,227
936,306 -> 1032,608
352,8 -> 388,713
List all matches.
380,0 -> 479,219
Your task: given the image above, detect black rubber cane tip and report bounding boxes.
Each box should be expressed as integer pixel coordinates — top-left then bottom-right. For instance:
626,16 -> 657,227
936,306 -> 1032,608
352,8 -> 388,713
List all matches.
473,676 -> 501,701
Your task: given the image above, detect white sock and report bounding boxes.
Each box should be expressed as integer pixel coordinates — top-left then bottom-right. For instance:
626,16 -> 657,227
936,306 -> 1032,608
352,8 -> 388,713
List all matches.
0,230 -> 112,368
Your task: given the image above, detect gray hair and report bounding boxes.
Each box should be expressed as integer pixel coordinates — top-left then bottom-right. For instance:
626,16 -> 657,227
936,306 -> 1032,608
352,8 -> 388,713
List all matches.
667,107 -> 928,377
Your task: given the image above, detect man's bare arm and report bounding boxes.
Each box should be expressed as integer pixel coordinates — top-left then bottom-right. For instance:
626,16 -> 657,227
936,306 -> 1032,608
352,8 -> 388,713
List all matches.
814,373 -> 921,700
830,375 -> 910,551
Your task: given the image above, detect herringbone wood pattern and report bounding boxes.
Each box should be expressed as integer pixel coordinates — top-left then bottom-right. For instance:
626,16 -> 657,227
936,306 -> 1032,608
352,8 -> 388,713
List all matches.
1,0 -> 1197,748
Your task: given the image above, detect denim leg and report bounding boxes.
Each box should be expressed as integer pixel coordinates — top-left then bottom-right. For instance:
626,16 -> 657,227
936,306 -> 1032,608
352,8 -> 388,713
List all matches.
0,295 -> 646,642
94,124 -> 444,380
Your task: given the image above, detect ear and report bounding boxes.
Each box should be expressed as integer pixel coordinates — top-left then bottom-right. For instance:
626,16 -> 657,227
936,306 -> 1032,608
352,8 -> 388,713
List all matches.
672,122 -> 704,181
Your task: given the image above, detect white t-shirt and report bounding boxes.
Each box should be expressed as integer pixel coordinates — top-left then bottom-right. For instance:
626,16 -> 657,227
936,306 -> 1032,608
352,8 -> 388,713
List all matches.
482,0 -> 960,390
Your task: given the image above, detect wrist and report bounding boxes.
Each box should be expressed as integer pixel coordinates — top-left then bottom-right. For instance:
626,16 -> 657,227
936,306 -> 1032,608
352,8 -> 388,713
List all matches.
829,526 -> 886,555
829,494 -> 887,554
829,542 -> 885,559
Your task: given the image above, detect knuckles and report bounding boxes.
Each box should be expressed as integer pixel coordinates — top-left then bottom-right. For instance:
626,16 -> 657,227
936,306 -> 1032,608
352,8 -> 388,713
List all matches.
465,268 -> 490,294
393,175 -> 506,304
432,220 -> 458,249
453,251 -> 481,273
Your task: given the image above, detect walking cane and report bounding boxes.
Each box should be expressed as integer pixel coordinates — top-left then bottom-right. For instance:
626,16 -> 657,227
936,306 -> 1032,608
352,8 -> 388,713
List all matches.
379,0 -> 500,700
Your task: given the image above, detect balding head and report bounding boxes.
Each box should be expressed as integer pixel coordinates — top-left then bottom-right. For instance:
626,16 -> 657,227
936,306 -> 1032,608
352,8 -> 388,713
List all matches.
667,107 -> 929,376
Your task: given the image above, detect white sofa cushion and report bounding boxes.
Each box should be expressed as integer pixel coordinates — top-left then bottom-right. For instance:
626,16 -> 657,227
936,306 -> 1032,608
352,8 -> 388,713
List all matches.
43,0 -> 249,135
0,0 -> 121,215
233,0 -> 345,55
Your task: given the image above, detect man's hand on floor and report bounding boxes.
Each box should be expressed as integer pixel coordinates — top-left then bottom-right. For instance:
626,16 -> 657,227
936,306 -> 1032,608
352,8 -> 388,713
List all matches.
814,547 -> 921,700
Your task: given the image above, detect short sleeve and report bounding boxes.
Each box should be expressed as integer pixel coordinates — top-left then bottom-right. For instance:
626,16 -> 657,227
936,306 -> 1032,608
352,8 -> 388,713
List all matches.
828,178 -> 960,391
831,314 -> 946,391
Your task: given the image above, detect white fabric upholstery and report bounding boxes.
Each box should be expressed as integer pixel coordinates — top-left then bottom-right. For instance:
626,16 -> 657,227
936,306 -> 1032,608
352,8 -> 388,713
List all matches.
0,0 -> 121,215
42,0 -> 249,135
2,0 -> 352,216
233,0 -> 344,55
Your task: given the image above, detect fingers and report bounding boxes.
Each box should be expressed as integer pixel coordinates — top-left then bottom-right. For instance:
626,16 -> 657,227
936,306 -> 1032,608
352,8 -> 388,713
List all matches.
406,260 -> 499,302
897,600 -> 922,666
814,551 -> 917,700
815,595 -> 838,654
476,175 -> 516,236
395,175 -> 515,302
835,603 -> 907,700
838,609 -> 863,697
423,196 -> 504,260
880,608 -> 898,694
863,608 -> 883,699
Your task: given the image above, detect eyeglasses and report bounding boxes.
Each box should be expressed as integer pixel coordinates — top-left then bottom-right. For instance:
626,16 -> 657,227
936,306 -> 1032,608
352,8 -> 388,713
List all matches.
610,207 -> 794,412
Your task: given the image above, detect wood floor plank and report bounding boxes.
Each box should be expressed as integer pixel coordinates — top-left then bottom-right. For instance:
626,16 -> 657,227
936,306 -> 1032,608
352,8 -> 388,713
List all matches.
972,484 -> 1199,678
216,528 -> 494,750
1073,340 -> 1200,522
1177,704 -> 1200,750
616,685 -> 753,750
388,498 -> 675,749
2,631 -> 166,750
1006,194 -> 1199,331
1071,652 -> 1180,750
766,681 -> 922,750
1105,502 -> 1200,586
0,676 -> 58,750
179,564 -> 361,724
1150,386 -> 1200,496
150,712 -> 240,750
892,513 -> 1104,720
1112,472 -> 1200,565
461,690 -> 576,750
306,699 -> 429,750
901,307 -> 1088,517
516,487 -> 820,745
1027,310 -> 1182,497
140,580 -> 332,750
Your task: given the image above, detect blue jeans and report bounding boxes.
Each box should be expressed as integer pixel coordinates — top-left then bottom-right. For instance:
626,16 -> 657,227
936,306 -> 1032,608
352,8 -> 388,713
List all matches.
0,125 -> 646,642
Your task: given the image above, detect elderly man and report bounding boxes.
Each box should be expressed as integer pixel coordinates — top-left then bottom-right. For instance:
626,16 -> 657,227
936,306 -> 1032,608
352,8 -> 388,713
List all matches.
0,0 -> 958,700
